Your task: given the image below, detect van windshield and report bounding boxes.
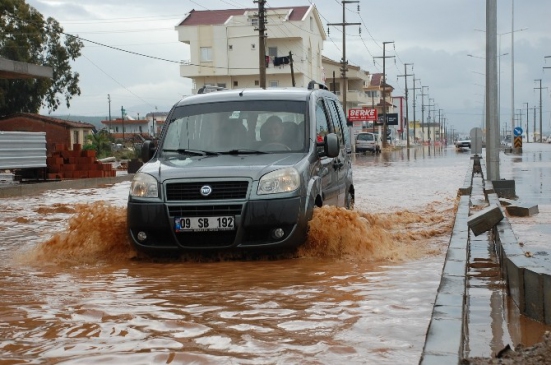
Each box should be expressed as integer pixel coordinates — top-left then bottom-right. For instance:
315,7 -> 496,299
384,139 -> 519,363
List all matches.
162,100 -> 307,153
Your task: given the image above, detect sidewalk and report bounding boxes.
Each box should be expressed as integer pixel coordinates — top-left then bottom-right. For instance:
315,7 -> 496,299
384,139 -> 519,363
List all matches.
500,143 -> 551,267
420,143 -> 551,364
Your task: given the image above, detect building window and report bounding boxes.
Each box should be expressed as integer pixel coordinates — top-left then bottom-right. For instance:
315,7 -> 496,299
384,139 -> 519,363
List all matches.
269,80 -> 279,88
233,80 -> 239,87
255,80 -> 259,86
73,130 -> 79,145
250,17 -> 259,27
200,47 -> 212,62
329,82 -> 340,92
268,47 -> 278,58
310,16 -> 313,31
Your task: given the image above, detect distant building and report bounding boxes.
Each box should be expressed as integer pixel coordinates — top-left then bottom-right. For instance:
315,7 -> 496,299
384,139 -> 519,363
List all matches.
101,117 -> 148,141
0,113 -> 94,156
102,111 -> 169,140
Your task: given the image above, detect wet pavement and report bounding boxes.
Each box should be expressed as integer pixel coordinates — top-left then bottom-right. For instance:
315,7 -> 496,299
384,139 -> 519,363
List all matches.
421,142 -> 551,364
0,145 -> 549,364
500,143 -> 551,265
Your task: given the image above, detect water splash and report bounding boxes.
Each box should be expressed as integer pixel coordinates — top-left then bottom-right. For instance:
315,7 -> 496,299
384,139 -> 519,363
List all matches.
299,203 -> 454,261
15,201 -> 135,266
15,199 -> 456,265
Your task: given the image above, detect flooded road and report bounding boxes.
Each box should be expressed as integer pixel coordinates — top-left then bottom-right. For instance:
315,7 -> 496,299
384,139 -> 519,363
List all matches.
0,146 -> 468,364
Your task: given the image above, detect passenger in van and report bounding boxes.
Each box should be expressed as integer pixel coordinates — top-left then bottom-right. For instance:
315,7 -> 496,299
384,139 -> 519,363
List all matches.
260,115 -> 285,144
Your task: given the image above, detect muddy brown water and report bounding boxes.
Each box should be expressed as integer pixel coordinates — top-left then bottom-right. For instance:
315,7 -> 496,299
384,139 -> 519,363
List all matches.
0,146 -> 540,364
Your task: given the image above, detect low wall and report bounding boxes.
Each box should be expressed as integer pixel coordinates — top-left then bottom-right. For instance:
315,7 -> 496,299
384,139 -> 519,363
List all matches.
0,174 -> 134,198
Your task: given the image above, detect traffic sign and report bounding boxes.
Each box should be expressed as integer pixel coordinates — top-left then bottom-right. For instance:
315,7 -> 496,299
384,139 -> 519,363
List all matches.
514,126 -> 523,137
514,136 -> 522,148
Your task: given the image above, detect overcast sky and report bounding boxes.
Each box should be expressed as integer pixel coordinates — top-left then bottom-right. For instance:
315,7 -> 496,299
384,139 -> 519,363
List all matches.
26,0 -> 551,135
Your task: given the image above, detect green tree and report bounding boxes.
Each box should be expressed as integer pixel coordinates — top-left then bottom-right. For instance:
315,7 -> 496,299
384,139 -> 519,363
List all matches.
0,0 -> 84,116
84,130 -> 113,159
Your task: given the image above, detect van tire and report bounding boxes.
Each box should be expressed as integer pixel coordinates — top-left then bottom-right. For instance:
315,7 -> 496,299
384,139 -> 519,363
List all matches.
345,191 -> 354,210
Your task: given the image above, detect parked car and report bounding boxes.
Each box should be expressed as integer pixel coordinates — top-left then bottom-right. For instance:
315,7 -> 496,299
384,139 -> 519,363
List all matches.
355,132 -> 381,153
127,81 -> 354,255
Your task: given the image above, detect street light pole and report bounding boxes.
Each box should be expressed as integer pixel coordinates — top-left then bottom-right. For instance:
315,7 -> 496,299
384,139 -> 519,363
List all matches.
486,0 -> 499,180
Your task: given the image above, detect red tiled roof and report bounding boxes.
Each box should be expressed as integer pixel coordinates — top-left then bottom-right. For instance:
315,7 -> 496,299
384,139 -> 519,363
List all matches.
101,118 -> 148,125
370,73 -> 382,87
179,6 -> 311,26
0,112 -> 95,129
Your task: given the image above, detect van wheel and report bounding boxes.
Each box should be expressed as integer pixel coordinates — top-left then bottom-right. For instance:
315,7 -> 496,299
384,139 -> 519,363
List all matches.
345,191 -> 354,210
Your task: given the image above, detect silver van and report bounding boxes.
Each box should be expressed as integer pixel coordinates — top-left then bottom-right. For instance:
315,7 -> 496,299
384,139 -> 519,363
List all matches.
127,82 -> 354,255
355,132 -> 381,153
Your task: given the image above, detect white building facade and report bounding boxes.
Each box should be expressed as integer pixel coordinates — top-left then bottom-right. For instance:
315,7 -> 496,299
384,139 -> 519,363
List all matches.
176,6 -> 327,93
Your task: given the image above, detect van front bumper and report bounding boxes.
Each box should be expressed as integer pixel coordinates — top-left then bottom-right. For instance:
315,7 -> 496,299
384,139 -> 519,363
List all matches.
127,197 -> 309,253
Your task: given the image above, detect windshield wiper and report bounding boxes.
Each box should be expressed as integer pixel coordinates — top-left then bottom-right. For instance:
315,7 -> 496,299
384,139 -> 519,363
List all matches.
220,149 -> 268,155
162,148 -> 219,156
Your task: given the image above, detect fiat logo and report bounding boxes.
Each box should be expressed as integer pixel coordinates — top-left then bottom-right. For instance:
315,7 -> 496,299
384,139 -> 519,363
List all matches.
200,185 -> 212,196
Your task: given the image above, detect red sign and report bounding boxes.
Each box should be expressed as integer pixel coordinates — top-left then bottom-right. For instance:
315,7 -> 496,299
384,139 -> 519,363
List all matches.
348,108 -> 377,122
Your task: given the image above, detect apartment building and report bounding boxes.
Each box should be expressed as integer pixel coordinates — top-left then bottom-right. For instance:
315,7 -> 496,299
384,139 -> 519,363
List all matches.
175,5 -> 395,126
176,5 -> 326,92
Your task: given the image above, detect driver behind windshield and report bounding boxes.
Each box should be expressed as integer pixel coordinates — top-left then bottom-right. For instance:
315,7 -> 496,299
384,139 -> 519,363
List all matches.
260,115 -> 284,144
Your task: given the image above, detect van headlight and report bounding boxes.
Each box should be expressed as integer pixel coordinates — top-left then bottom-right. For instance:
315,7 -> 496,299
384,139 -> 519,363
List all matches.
258,168 -> 300,195
129,173 -> 159,198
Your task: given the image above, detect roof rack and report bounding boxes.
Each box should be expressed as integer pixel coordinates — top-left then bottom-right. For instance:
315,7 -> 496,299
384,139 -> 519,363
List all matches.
197,85 -> 227,94
307,80 -> 329,90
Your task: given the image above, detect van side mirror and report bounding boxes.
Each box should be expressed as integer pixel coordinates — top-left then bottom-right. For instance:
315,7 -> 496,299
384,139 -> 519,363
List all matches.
141,140 -> 156,163
317,133 -> 339,158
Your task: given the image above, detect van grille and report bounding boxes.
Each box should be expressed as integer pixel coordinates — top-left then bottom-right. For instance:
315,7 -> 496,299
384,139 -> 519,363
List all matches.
168,204 -> 243,218
166,181 -> 249,201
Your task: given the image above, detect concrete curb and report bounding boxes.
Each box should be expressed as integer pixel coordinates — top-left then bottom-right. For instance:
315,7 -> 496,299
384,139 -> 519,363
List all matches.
488,182 -> 551,325
419,159 -> 474,364
0,174 -> 134,198
420,155 -> 551,364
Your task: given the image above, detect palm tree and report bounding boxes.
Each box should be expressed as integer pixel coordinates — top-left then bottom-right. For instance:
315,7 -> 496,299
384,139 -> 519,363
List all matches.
85,130 -> 113,158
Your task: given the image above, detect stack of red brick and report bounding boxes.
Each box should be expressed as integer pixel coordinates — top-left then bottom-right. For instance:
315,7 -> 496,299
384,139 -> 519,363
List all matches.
46,143 -> 116,180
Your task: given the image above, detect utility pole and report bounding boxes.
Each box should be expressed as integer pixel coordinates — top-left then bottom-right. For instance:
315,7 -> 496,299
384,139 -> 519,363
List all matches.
427,98 -> 435,144
255,0 -> 267,89
327,1 -> 360,114
523,102 -> 529,142
438,109 -> 443,144
533,106 -> 537,143
534,79 -> 546,142
398,63 -> 413,148
374,41 -> 395,148
289,51 -> 295,87
421,86 -> 429,143
411,77 -> 421,144
107,94 -> 111,121
121,106 -> 126,142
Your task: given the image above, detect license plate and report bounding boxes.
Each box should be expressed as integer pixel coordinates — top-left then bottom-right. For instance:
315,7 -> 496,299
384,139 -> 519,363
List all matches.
175,216 -> 235,232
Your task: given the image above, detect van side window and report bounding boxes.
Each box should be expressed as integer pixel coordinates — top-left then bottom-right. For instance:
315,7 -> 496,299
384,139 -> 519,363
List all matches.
315,99 -> 331,143
325,98 -> 345,148
329,99 -> 350,149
